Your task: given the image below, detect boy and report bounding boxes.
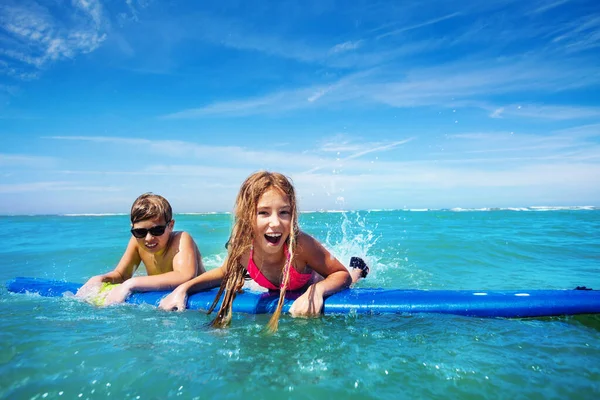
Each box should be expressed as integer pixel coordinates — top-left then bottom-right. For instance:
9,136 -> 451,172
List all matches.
76,192 -> 205,305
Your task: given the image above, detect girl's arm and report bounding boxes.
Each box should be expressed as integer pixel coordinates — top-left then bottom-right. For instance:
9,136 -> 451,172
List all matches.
289,232 -> 351,317
158,265 -> 226,311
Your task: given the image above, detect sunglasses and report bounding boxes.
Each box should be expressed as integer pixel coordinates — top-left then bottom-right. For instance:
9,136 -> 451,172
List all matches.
130,222 -> 170,239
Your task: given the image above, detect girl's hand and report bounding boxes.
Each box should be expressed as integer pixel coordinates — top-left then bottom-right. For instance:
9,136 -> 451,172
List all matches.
289,285 -> 324,317
159,286 -> 188,312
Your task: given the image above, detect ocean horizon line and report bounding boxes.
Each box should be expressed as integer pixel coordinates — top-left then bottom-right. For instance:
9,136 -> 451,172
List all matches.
0,205 -> 598,217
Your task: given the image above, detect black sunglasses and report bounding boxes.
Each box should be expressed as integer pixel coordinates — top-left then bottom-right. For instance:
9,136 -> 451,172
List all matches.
130,222 -> 170,239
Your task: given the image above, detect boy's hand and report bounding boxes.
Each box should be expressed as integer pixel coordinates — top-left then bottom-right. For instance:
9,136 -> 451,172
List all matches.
289,284 -> 324,317
75,275 -> 105,299
159,287 -> 188,312
104,282 -> 132,305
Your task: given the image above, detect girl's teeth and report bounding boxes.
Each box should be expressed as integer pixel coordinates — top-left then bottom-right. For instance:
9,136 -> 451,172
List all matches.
265,233 -> 282,244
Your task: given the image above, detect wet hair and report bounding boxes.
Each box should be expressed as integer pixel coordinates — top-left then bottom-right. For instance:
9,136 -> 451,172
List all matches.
130,193 -> 173,225
208,171 -> 299,332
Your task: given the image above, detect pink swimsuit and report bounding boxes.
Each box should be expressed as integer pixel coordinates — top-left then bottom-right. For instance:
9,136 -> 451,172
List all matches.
246,244 -> 312,291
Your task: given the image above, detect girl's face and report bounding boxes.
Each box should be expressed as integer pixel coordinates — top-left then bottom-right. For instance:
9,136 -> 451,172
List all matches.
131,216 -> 173,254
254,188 -> 292,254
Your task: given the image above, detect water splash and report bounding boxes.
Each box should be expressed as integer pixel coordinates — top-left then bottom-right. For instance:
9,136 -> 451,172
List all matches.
320,211 -> 384,282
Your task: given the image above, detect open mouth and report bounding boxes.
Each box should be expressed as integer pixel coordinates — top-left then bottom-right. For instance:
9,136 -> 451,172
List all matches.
264,233 -> 282,245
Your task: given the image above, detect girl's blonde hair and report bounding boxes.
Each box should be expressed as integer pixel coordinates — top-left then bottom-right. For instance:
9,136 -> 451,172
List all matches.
207,171 -> 299,332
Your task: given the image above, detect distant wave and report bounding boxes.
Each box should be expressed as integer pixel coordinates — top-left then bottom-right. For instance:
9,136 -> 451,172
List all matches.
301,210 -> 347,214
446,206 -> 599,212
303,206 -> 598,213
4,206 -> 598,218
178,212 -> 231,215
60,213 -> 128,217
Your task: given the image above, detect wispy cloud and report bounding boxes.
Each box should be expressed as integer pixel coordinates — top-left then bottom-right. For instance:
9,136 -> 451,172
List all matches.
160,91 -> 307,118
375,12 -> 462,40
552,123 -> 600,139
532,0 -> 570,14
446,127 -> 600,162
45,135 -> 419,177
329,40 -> 363,54
487,104 -> 600,120
305,138 -> 414,173
552,15 -> 600,53
0,0 -> 108,78
160,69 -> 373,118
46,135 -> 330,170
160,54 -> 600,120
0,153 -> 57,168
490,108 -> 505,118
0,181 -> 122,194
344,139 -> 414,160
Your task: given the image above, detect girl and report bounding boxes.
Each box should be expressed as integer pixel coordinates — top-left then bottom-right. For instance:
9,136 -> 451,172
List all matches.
159,171 -> 368,331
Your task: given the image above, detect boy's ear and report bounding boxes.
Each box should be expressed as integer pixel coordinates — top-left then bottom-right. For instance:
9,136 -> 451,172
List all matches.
169,219 -> 175,228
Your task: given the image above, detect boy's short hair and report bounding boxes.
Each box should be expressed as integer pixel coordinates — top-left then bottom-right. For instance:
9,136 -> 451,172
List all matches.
130,193 -> 172,224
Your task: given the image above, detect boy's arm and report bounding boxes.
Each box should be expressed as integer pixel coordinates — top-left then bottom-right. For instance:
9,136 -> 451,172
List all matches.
104,233 -> 201,305
76,237 -> 141,297
122,232 -> 200,292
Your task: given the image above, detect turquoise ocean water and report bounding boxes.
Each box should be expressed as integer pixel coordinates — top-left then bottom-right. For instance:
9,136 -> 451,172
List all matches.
1,208 -> 599,399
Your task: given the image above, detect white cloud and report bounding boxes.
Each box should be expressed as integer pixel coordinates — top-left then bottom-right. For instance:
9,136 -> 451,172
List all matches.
160,55 -> 600,120
0,153 -> 58,168
305,138 -> 414,173
531,0 -> 570,14
0,181 -> 121,194
329,40 -> 363,54
73,0 -> 104,27
375,12 -> 462,40
493,104 -> 600,120
490,108 -> 504,118
0,0 -> 108,78
160,84 -> 356,119
551,15 -> 600,53
46,135 -> 330,170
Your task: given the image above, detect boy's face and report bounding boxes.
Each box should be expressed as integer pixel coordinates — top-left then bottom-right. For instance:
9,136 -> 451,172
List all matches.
131,216 -> 173,253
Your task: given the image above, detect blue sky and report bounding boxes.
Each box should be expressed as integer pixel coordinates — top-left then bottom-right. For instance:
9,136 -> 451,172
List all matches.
1,0 -> 599,215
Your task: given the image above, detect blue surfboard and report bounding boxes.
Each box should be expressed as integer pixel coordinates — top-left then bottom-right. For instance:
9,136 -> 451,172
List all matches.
6,277 -> 600,317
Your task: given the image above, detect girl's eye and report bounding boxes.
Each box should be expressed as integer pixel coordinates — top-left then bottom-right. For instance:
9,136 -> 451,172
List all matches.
258,211 -> 268,216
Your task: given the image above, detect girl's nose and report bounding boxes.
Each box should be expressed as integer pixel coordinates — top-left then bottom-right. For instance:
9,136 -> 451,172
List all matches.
269,214 -> 281,226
